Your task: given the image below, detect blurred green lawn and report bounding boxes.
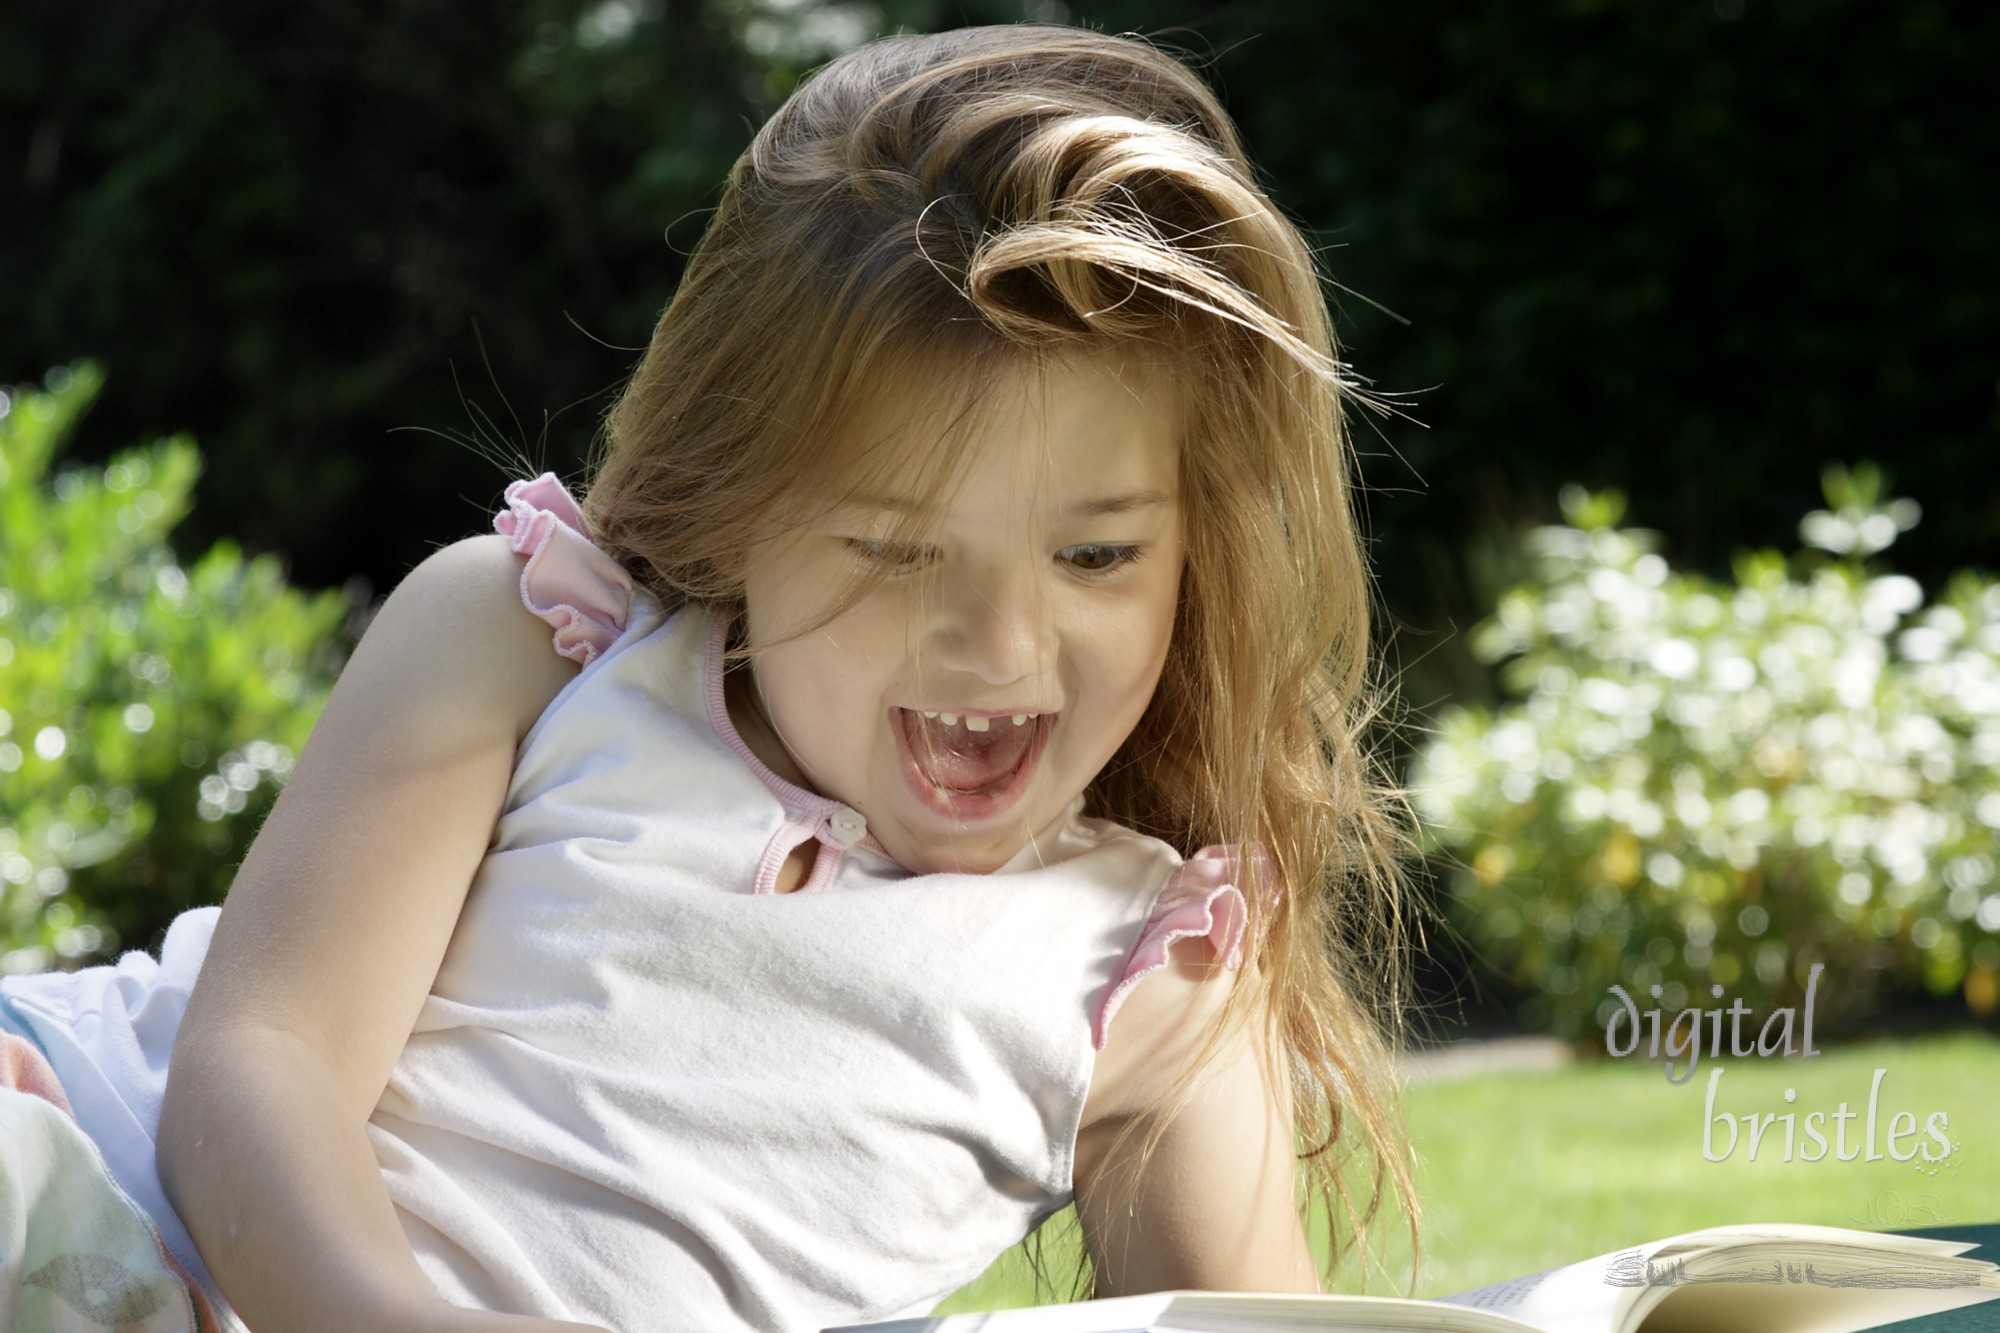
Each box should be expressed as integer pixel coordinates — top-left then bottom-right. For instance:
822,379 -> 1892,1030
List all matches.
935,1031 -> 2000,1313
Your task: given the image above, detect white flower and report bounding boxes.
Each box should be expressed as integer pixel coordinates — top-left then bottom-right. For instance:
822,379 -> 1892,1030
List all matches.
1861,575 -> 1924,634
1650,638 -> 1700,679
1800,510 -> 1857,553
1727,788 -> 1772,824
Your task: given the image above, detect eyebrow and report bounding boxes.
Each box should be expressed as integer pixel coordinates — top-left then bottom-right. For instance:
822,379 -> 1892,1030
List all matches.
1068,489 -> 1176,518
842,489 -> 1176,519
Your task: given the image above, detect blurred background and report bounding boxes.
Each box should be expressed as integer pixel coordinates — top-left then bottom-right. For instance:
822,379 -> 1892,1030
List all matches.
5,0 -> 1999,1295
5,0 -> 1997,1019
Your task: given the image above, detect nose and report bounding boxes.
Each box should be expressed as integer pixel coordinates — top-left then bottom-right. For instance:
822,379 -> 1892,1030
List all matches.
923,561 -> 1052,688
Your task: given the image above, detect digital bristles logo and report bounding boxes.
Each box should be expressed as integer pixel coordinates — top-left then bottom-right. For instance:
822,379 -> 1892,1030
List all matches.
1602,965 -> 1962,1170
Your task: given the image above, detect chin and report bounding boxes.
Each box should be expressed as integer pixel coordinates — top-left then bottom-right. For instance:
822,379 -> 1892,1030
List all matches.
915,845 -> 1012,876
894,829 -> 1024,877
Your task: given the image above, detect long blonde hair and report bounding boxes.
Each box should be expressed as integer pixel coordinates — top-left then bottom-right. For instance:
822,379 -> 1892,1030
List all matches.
585,24 -> 1421,1291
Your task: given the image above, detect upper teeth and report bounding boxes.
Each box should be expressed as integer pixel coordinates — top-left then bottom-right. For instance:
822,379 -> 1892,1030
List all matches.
921,711 -> 1038,730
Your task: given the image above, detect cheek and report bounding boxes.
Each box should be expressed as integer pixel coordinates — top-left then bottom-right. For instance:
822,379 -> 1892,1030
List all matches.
1101,584 -> 1180,727
1118,566 -> 1182,683
1078,611 -> 1173,716
756,604 -> 902,732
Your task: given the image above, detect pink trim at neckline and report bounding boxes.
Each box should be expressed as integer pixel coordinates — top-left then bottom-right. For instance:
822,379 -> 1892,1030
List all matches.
699,609 -> 896,866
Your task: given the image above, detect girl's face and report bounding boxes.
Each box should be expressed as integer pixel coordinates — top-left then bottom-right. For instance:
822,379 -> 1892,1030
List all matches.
732,354 -> 1185,875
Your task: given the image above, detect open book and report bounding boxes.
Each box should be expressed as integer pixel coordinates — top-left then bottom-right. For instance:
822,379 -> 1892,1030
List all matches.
828,1223 -> 2000,1333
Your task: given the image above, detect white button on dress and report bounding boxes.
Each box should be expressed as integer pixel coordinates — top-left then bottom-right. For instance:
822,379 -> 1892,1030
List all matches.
829,807 -> 868,844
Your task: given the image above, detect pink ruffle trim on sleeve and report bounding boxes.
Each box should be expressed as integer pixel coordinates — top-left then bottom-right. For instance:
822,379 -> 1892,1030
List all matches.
1091,845 -> 1275,1052
493,473 -> 634,668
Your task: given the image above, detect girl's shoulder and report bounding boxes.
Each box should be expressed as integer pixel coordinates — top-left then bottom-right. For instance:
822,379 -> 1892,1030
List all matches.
351,532 -> 587,752
335,472 -> 636,757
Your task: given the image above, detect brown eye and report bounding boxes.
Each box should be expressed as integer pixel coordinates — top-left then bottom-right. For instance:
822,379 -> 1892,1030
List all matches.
1059,544 -> 1141,576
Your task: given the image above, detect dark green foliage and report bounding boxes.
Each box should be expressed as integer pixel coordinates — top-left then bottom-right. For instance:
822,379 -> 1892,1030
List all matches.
3,0 -> 782,591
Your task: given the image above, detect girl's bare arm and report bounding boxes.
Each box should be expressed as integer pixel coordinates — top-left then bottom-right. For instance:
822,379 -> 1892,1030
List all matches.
156,534 -> 608,1333
1075,940 -> 1320,1298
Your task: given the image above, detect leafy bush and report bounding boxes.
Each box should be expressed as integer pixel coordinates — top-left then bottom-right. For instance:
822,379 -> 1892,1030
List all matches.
0,364 -> 350,971
1412,467 -> 2000,1039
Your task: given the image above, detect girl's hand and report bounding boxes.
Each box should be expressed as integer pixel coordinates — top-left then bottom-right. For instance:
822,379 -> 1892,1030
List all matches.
1074,935 -> 1319,1296
157,534 -> 582,1333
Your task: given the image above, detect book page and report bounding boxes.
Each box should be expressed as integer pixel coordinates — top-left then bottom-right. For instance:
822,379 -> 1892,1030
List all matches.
1438,1225 -> 1996,1333
1632,1275 -> 2000,1333
1437,1248 -> 1639,1333
837,1231 -> 1994,1333
833,1290 -> 1551,1332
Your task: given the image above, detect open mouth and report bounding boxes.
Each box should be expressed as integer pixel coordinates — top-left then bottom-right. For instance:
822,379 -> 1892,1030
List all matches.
895,708 -> 1053,814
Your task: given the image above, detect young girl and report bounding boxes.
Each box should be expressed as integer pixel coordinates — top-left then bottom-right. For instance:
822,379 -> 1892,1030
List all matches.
0,23 -> 1418,1333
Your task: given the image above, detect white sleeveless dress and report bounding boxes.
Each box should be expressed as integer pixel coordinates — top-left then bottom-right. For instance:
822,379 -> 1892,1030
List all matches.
0,476 -> 1254,1333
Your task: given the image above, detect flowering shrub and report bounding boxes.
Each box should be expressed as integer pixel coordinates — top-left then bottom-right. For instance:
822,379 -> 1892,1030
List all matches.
0,365 -> 349,971
1412,469 -> 2000,1038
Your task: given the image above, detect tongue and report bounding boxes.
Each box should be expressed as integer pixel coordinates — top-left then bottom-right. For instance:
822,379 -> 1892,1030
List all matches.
908,713 -> 1034,793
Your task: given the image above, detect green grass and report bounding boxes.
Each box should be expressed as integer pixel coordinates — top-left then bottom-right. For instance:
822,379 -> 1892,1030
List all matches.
934,1030 -> 2000,1313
